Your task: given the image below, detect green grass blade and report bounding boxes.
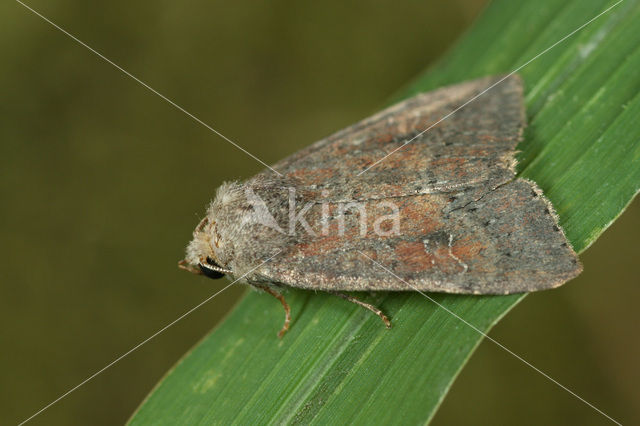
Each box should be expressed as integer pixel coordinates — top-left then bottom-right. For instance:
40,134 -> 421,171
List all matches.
130,0 -> 640,423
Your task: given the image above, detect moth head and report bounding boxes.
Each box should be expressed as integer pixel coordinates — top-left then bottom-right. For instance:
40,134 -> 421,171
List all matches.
180,216 -> 229,279
180,182 -> 245,279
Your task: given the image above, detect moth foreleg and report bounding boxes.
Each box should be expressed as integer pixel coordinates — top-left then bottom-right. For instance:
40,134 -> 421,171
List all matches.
254,284 -> 291,338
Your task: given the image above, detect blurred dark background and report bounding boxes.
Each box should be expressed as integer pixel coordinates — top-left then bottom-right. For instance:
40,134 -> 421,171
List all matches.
1,1 -> 637,424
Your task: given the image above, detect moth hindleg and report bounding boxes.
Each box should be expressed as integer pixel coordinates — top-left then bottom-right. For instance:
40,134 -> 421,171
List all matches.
328,291 -> 391,329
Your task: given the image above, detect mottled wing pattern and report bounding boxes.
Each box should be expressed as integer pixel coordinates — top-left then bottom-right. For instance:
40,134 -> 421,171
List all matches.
260,179 -> 581,293
258,75 -> 525,210
251,75 -> 582,294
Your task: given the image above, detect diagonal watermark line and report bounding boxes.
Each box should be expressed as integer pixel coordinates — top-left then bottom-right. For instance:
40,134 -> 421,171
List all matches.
356,0 -> 623,176
15,0 -> 282,177
17,251 -> 281,425
358,250 -> 621,425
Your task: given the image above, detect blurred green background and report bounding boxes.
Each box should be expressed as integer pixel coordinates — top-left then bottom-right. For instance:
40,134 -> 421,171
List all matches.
1,1 -> 637,424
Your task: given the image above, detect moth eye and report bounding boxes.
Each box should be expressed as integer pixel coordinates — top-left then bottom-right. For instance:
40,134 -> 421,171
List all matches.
205,256 -> 217,266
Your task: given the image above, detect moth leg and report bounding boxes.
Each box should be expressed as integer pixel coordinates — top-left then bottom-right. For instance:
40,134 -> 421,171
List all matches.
328,291 -> 391,329
254,284 -> 291,338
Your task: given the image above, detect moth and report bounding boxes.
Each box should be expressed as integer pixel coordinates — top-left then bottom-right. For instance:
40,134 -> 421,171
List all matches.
180,75 -> 582,337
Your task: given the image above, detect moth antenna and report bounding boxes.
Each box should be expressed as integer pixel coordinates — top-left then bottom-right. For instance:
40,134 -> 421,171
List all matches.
329,291 -> 391,329
254,284 -> 291,338
195,217 -> 209,232
199,258 -> 233,275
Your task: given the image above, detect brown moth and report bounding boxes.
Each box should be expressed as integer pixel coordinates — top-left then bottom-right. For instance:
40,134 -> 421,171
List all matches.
180,75 -> 582,337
